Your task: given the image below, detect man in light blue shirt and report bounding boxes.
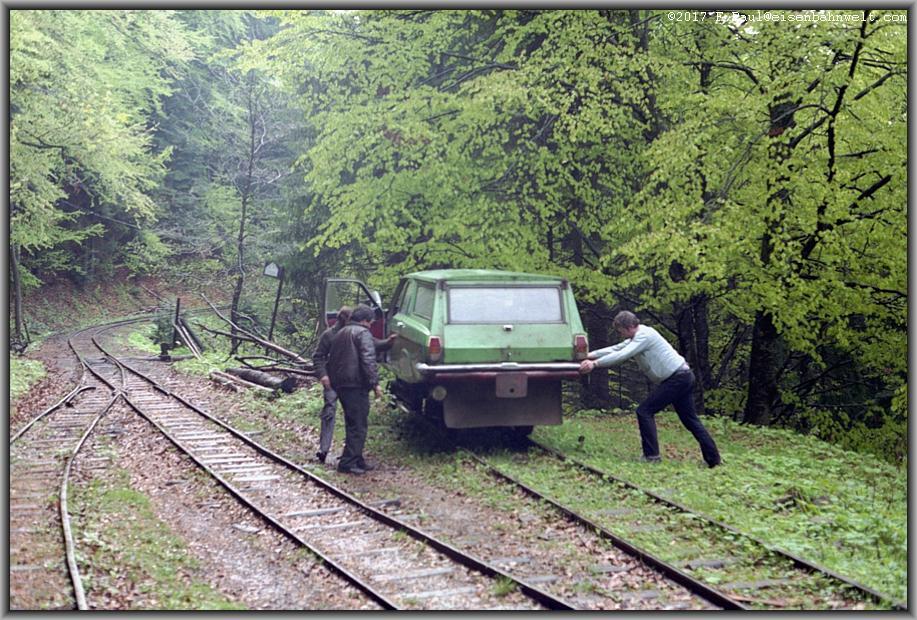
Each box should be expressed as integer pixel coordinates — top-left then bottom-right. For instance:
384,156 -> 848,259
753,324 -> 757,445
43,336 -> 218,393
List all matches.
579,310 -> 721,468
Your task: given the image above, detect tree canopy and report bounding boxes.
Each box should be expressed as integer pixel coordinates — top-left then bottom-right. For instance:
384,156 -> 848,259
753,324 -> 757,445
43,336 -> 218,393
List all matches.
8,9 -> 908,459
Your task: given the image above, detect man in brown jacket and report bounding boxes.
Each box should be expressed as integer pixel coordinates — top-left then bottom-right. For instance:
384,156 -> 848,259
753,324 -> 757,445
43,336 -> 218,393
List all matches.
327,304 -> 383,474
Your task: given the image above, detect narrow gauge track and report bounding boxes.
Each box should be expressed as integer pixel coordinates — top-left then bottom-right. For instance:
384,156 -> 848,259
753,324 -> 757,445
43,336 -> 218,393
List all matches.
10,317 -> 142,610
72,322 -> 583,610
466,438 -> 902,611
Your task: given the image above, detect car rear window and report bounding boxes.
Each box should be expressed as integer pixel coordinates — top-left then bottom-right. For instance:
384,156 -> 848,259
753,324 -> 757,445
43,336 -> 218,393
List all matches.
448,286 -> 563,323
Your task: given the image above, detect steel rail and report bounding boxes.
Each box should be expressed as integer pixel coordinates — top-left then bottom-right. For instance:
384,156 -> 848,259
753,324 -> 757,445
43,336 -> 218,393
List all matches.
118,392 -> 398,610
92,337 -> 576,610
11,320 -> 130,610
527,438 -> 907,611
10,385 -> 96,445
59,393 -> 121,610
12,310 -> 220,610
459,448 -> 747,611
10,315 -> 135,444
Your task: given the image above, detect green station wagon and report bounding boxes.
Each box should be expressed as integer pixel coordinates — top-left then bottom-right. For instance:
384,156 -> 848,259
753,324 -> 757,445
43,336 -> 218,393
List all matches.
323,269 -> 588,433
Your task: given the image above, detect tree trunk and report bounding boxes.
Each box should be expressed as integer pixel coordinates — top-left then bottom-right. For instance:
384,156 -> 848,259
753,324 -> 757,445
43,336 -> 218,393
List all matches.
10,244 -> 26,350
743,311 -> 782,425
230,71 -> 259,355
581,300 -> 611,408
692,294 -> 712,389
743,94 -> 797,425
674,296 -> 707,414
225,367 -> 297,393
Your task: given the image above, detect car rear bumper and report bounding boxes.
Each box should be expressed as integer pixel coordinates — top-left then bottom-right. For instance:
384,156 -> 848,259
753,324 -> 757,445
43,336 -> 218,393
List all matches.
415,361 -> 581,381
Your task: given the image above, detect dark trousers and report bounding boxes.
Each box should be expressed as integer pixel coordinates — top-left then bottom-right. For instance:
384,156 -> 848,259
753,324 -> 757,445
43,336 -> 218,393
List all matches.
319,386 -> 337,454
636,369 -> 720,466
336,387 -> 370,469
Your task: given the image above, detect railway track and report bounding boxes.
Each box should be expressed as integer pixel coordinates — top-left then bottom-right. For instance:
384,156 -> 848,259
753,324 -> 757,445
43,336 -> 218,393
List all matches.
15,316 -> 898,610
10,318 -> 138,609
13,318 -> 586,610
463,437 -> 904,611
396,417 -> 745,610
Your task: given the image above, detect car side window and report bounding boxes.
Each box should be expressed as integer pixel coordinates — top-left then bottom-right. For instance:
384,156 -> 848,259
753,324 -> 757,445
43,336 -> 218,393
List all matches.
413,284 -> 435,321
401,280 -> 418,315
390,279 -> 408,317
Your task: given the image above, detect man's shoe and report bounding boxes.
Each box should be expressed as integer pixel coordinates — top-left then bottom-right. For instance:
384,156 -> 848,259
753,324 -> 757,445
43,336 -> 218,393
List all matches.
707,460 -> 721,469
315,452 -> 327,464
337,465 -> 366,475
358,460 -> 376,471
639,455 -> 662,463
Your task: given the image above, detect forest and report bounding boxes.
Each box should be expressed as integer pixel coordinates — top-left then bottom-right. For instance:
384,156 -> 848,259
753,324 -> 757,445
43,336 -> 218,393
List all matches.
9,9 -> 908,461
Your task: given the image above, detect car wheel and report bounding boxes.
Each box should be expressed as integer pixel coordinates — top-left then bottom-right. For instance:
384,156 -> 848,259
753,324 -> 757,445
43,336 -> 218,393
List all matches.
423,398 -> 445,425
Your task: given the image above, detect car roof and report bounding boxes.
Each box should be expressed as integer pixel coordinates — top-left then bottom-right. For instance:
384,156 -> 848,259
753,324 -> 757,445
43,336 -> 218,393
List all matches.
407,269 -> 566,285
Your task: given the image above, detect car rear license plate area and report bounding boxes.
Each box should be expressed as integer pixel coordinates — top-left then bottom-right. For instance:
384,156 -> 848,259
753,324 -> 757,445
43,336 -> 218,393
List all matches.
495,372 -> 527,398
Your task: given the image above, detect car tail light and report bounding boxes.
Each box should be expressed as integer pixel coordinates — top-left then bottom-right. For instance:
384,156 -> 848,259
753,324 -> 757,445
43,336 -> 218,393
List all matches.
427,336 -> 443,362
574,334 -> 588,360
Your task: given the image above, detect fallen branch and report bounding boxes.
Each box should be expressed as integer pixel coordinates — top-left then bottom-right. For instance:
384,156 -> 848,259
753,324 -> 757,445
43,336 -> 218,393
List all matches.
729,594 -> 789,607
236,361 -> 315,376
194,322 -> 261,345
173,321 -> 202,360
201,294 -> 309,364
235,355 -> 315,374
210,373 -> 242,393
138,284 -> 166,302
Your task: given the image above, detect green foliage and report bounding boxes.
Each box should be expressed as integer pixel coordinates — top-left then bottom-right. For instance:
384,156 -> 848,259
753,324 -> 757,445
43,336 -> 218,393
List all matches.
120,231 -> 172,276
243,8 -> 905,452
10,10 -> 195,251
123,324 -> 162,355
9,356 -> 46,402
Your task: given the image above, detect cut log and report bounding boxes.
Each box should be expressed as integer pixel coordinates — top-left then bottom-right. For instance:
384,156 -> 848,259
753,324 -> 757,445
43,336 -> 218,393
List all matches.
225,367 -> 297,393
210,370 -> 273,393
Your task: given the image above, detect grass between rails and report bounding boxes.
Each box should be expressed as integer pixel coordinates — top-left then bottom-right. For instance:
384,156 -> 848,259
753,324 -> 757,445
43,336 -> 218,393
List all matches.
532,412 -> 906,603
142,325 -> 906,605
71,467 -> 243,610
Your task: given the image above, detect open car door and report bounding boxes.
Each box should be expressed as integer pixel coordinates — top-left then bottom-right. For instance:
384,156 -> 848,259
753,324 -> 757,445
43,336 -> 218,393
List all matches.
322,278 -> 385,339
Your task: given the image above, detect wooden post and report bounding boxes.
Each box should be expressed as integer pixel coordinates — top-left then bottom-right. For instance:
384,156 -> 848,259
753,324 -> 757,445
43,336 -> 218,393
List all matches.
172,298 -> 182,346
267,267 -> 284,342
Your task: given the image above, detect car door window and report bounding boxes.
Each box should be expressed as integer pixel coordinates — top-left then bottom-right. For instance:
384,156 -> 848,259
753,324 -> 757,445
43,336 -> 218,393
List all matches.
401,280 -> 417,316
412,284 -> 435,323
388,279 -> 409,320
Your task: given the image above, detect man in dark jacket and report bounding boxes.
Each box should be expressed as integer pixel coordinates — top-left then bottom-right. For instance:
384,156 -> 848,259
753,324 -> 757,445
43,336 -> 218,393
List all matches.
313,306 -> 395,464
327,304 -> 384,474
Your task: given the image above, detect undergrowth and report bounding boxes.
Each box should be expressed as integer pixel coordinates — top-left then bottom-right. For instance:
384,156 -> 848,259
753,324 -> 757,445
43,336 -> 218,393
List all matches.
10,357 -> 46,402
534,412 -> 907,603
72,469 -> 242,610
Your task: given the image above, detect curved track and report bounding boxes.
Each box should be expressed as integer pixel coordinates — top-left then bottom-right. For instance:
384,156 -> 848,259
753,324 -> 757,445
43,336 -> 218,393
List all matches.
464,436 -> 902,610
20,319 -> 584,610
10,318 -> 140,609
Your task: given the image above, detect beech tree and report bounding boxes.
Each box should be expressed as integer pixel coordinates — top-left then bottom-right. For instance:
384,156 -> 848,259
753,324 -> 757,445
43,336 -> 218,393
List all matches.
248,9 -> 906,450
9,10 -> 195,345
